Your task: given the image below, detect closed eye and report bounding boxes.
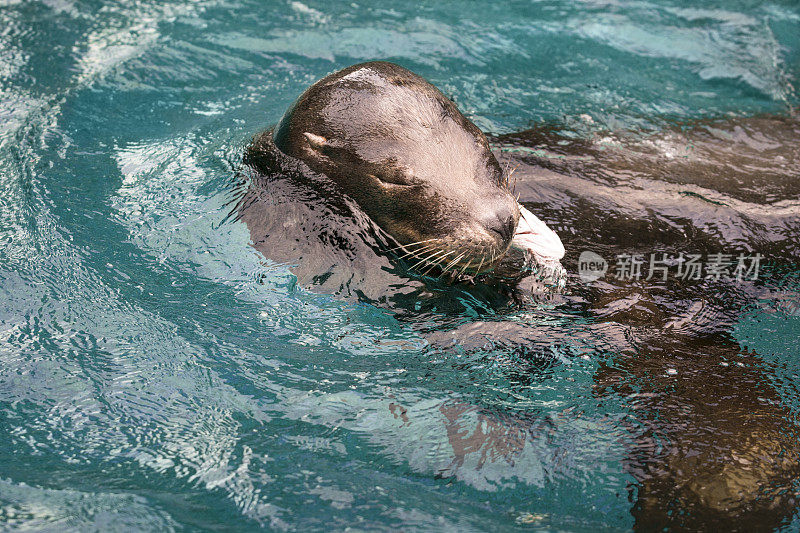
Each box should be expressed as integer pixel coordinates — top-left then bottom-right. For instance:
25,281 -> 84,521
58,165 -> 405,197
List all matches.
373,167 -> 415,187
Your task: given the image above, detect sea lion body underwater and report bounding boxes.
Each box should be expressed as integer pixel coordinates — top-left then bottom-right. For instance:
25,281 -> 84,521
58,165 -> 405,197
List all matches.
244,61 -> 564,285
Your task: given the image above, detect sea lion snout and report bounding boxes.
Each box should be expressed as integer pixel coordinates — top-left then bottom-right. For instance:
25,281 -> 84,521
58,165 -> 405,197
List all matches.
476,194 -> 520,245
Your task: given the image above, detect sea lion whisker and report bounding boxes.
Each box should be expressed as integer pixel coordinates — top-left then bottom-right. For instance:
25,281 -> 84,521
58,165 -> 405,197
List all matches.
446,255 -> 467,281
457,258 -> 472,279
434,250 -> 460,280
419,250 -> 453,276
440,253 -> 460,274
412,243 -> 439,259
476,254 -> 485,275
399,243 -> 438,261
508,163 -> 520,194
396,241 -> 436,259
388,238 -> 439,252
397,246 -> 440,263
421,250 -> 455,276
410,248 -> 446,271
442,252 -> 466,275
397,246 -> 428,259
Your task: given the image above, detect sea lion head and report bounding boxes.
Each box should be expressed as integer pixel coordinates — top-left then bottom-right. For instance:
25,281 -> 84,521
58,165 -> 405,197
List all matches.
266,61 -> 563,277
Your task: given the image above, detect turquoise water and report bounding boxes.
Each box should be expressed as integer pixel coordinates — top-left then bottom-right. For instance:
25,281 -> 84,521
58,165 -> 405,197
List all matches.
1,0 -> 799,531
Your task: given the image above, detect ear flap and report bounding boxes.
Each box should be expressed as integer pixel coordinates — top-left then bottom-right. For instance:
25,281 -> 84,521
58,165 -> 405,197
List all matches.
303,132 -> 328,152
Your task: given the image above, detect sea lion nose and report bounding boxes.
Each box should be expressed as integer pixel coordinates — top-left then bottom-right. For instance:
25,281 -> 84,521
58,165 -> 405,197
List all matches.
493,213 -> 517,241
480,198 -> 519,243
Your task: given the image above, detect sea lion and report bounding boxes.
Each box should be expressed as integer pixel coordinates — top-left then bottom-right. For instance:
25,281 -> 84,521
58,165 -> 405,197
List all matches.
240,61 -> 800,530
245,61 -> 563,284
